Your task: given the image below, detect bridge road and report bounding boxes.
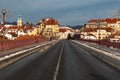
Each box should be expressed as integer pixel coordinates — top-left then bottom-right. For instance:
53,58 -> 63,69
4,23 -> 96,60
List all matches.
57,40 -> 120,80
0,40 -> 63,80
0,40 -> 120,80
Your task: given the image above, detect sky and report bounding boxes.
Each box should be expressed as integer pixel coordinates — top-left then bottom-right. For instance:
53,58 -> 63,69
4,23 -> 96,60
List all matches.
0,0 -> 120,26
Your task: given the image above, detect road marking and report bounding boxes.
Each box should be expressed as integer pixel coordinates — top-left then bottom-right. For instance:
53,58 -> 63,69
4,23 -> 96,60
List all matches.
53,42 -> 64,80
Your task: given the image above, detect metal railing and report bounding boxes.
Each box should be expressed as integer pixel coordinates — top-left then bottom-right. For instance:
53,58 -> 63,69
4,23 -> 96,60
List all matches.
79,39 -> 120,49
0,40 -> 57,69
0,38 -> 47,51
73,40 -> 120,70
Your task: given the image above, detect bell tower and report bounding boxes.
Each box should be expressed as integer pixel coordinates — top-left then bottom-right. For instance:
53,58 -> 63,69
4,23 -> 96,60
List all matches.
17,15 -> 22,27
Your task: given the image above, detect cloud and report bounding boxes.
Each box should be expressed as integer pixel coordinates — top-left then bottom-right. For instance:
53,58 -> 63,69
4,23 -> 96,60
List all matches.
0,0 -> 120,25
2,0 -> 109,11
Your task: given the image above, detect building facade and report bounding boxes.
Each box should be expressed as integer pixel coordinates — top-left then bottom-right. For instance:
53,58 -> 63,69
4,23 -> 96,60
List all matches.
37,18 -> 59,39
85,18 -> 120,32
58,26 -> 75,39
81,18 -> 120,41
17,15 -> 23,27
80,27 -> 113,40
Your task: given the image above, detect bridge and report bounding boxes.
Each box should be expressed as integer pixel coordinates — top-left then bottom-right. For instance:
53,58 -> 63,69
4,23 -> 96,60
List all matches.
0,40 -> 120,80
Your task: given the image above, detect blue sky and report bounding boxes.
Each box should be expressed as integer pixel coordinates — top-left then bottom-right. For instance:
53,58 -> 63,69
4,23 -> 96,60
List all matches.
0,0 -> 120,26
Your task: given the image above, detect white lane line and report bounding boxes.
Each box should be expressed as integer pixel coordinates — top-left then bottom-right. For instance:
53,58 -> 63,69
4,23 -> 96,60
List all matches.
53,42 -> 64,80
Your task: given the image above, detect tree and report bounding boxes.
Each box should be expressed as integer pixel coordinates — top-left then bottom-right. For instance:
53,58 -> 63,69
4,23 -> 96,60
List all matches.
67,33 -> 72,40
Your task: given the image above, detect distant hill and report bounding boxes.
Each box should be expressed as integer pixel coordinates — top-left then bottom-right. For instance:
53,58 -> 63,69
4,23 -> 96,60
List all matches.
70,25 -> 83,29
5,21 -> 17,25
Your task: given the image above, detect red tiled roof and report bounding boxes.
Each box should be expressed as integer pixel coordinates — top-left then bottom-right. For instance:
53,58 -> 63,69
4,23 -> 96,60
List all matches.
82,27 -> 113,32
8,26 -> 18,29
59,27 -> 75,33
23,26 -> 34,30
87,18 -> 120,23
18,26 -> 34,30
81,28 -> 96,32
59,28 -> 66,32
7,32 -> 18,37
37,18 -> 59,25
7,26 -> 34,31
99,27 -> 114,32
87,19 -> 98,23
109,32 -> 120,38
87,33 -> 96,37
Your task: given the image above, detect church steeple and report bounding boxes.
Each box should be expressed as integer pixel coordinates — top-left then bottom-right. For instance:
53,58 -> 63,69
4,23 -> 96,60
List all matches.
17,15 -> 22,27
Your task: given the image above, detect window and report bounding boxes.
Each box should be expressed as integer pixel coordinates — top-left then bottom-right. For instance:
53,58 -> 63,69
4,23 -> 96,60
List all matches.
47,28 -> 52,32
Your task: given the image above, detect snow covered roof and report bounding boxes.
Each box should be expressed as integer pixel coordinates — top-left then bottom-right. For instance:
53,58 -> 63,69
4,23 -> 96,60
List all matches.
59,27 -> 75,33
37,18 -> 59,25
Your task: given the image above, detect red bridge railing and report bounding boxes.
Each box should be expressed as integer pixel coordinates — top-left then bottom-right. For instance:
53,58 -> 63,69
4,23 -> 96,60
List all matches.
79,39 -> 120,49
0,38 -> 47,51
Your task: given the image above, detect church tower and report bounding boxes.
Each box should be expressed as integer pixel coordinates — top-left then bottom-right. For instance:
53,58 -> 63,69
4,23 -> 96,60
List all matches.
17,15 -> 22,27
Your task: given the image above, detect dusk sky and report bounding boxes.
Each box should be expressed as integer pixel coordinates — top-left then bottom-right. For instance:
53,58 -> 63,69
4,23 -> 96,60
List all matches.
0,0 -> 120,26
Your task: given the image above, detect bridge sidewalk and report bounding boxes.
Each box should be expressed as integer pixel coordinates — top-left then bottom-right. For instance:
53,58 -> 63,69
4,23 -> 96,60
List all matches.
0,42 -> 45,57
77,41 -> 120,56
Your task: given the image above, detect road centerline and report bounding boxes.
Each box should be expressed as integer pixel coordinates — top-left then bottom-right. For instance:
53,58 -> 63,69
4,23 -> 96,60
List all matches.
53,41 -> 64,80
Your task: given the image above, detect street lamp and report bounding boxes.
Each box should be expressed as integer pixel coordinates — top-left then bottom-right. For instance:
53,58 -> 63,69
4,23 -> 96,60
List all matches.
1,9 -> 7,39
1,9 -> 7,25
96,18 -> 101,45
97,18 -> 101,41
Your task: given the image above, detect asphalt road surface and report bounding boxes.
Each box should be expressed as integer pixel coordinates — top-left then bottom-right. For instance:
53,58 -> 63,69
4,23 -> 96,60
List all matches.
0,40 -> 120,80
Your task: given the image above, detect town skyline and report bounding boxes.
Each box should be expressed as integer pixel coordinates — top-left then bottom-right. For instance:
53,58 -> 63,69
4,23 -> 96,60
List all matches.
0,0 -> 120,26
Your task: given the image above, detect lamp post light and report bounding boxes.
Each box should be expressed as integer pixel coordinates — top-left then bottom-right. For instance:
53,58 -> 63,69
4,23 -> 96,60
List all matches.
1,9 -> 7,25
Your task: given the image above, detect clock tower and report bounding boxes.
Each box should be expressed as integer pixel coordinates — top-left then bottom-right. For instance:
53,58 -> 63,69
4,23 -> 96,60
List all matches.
17,15 -> 22,27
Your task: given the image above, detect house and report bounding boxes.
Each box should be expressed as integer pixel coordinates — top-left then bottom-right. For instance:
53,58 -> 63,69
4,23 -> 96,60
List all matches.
1,25 -> 36,40
17,26 -> 36,37
5,32 -> 17,40
85,19 -> 107,28
59,27 -> 75,39
86,18 -> 120,32
109,32 -> 120,42
37,18 -> 59,39
83,34 -> 96,40
7,26 -> 18,33
80,27 -> 113,40
23,26 -> 36,36
0,26 -> 4,34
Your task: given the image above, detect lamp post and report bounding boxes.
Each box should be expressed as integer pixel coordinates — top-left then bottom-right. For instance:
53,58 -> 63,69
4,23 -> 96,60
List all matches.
1,9 -> 7,40
97,18 -> 101,44
1,9 -> 7,25
97,18 -> 101,41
